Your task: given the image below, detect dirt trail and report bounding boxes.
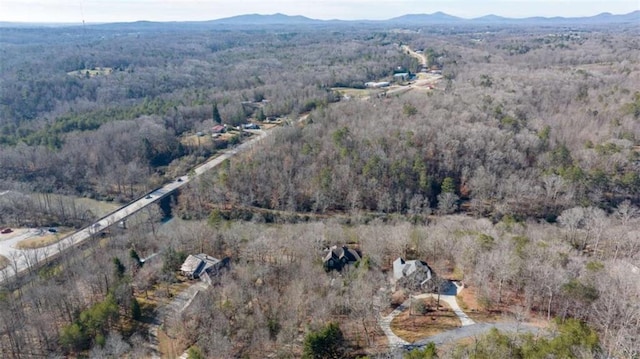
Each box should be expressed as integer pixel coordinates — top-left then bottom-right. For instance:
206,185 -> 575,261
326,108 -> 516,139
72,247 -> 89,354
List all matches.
147,281 -> 208,358
402,45 -> 427,67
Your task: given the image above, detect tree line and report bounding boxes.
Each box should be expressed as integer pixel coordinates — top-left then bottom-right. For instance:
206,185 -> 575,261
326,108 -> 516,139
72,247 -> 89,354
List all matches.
196,30 -> 639,220
0,25 -> 413,202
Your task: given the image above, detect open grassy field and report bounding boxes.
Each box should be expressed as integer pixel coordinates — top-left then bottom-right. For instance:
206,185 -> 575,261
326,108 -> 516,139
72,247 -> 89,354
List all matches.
331,87 -> 383,99
181,133 -> 215,148
67,67 -> 113,77
27,193 -> 121,218
75,197 -> 121,216
16,228 -> 72,249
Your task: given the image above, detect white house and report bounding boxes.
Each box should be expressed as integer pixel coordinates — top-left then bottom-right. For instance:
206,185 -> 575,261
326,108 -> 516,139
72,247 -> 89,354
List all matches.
180,254 -> 230,285
393,257 -> 434,291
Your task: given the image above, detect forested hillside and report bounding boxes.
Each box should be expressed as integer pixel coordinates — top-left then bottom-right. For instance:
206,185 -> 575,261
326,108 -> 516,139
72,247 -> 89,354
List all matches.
0,25 -> 407,203
0,19 -> 639,359
196,30 -> 640,221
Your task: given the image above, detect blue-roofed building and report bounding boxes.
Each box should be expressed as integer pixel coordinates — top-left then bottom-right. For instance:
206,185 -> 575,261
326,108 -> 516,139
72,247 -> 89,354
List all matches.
393,72 -> 411,81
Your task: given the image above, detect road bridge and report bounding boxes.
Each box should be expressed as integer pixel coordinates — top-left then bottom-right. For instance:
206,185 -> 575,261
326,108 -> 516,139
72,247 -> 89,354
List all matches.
0,130 -> 269,284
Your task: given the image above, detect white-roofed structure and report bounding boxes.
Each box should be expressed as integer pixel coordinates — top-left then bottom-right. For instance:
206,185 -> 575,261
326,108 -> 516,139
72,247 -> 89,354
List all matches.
180,253 -> 230,285
393,257 -> 435,291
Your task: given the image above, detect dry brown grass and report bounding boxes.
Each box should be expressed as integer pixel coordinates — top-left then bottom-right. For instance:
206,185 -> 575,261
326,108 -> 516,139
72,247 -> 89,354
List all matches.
0,255 -> 9,270
381,290 -> 409,317
331,87 -> 383,98
136,280 -> 191,308
258,122 -> 279,130
391,297 -> 461,343
16,229 -> 71,249
137,280 -> 193,358
158,329 -> 186,358
340,318 -> 388,357
463,306 -> 503,323
457,285 -> 507,323
456,286 -> 533,323
181,133 -> 214,148
75,197 -> 120,216
25,193 -> 120,218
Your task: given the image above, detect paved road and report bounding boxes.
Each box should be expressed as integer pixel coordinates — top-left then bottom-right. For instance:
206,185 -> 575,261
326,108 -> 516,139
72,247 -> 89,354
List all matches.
413,322 -> 542,347
0,130 -> 269,283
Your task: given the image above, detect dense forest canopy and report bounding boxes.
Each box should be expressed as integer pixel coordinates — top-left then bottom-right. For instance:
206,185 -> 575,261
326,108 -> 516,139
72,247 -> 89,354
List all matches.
0,18 -> 639,359
192,28 -> 640,221
0,25 -> 410,200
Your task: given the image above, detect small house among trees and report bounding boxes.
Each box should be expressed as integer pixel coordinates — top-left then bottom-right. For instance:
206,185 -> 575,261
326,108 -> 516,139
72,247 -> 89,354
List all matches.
211,125 -> 227,134
393,257 -> 435,291
180,254 -> 230,285
323,245 -> 361,271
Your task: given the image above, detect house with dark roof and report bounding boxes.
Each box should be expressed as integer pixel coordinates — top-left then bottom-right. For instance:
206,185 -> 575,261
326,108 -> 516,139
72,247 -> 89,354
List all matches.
393,257 -> 435,291
180,253 -> 230,285
323,245 -> 362,271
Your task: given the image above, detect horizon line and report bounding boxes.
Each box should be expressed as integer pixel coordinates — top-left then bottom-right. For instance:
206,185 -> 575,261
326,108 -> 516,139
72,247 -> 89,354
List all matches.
1,9 -> 638,25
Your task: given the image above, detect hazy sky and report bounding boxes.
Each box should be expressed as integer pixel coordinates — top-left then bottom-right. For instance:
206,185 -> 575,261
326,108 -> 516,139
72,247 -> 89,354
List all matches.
1,0 -> 638,23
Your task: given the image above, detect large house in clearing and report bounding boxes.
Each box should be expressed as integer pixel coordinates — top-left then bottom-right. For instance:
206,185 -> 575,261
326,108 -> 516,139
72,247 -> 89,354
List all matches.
323,245 -> 362,271
180,253 -> 230,285
393,257 -> 435,291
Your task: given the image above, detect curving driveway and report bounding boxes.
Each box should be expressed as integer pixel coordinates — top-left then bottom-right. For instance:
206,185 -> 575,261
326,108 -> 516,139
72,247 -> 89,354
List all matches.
378,282 -> 541,350
414,322 -> 541,347
378,282 -> 470,348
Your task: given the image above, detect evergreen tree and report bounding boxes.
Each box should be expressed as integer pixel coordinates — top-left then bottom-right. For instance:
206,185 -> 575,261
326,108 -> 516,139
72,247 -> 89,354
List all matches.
131,297 -> 142,320
302,322 -> 346,359
113,257 -> 125,280
130,248 -> 142,267
212,103 -> 222,124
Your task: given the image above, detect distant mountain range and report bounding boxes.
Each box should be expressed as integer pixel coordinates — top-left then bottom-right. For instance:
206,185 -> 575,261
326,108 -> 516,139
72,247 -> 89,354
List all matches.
1,10 -> 638,28
210,10 -> 639,26
209,13 -> 319,25
387,10 -> 640,25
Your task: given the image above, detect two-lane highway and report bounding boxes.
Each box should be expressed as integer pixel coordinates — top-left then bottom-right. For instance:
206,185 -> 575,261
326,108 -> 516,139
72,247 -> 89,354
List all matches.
0,129 -> 270,283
